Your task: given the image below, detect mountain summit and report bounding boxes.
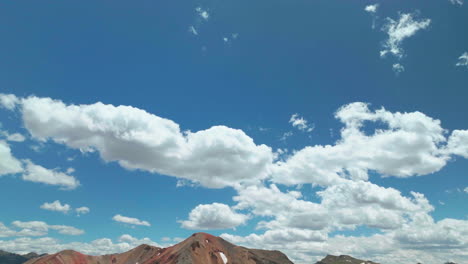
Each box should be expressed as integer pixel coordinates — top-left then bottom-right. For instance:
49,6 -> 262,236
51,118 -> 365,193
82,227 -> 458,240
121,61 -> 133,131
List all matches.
24,232 -> 294,264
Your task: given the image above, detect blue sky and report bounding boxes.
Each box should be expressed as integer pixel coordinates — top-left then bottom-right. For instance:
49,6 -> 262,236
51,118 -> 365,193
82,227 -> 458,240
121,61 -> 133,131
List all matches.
0,1 -> 467,263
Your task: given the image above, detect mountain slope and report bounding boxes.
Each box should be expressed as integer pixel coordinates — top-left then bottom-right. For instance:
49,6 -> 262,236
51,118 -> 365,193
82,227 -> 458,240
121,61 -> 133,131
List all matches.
316,254 -> 379,264
24,232 -> 294,264
0,250 -> 44,264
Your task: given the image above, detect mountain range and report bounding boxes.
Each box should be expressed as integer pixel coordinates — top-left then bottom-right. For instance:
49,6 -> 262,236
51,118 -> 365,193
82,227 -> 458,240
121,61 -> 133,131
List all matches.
0,232 -> 403,264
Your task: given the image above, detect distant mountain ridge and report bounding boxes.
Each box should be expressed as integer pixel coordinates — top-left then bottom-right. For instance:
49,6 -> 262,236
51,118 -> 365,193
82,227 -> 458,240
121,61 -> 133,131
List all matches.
23,232 -> 294,264
315,254 -> 379,264
0,250 -> 44,264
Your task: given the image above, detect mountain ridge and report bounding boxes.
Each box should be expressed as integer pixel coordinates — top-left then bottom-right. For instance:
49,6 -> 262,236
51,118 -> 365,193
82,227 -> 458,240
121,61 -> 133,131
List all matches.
23,232 -> 294,264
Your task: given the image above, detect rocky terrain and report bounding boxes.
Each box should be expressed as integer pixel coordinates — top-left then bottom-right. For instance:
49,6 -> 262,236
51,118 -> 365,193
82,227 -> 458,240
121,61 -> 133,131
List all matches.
23,232 -> 294,264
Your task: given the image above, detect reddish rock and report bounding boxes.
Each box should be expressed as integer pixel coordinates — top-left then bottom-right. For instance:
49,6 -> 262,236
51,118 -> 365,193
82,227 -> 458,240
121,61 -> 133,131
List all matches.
25,232 -> 293,264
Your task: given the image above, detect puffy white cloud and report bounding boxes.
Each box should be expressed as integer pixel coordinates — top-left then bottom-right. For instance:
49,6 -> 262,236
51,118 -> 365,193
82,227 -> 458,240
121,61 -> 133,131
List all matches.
364,4 -> 378,13
40,200 -> 71,214
15,96 -> 273,188
22,160 -> 80,190
180,203 -> 249,230
0,220 -> 84,237
76,207 -> 90,216
0,140 -> 23,176
456,52 -> 468,67
233,180 -> 432,233
446,129 -> 468,158
289,114 -> 314,132
112,214 -> 151,227
380,13 -> 431,58
0,93 -> 19,110
394,214 -> 468,249
0,234 -> 160,255
464,187 -> 468,193
272,102 -> 449,186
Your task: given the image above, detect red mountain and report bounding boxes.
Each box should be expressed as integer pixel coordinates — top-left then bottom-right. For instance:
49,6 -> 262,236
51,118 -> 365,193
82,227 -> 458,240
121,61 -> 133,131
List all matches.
24,232 -> 294,264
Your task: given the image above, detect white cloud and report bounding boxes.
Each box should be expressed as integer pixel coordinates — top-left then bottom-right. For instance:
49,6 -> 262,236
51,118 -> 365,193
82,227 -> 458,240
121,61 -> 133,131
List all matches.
272,102 -> 450,186
446,129 -> 468,158
0,140 -> 23,176
189,25 -> 198,36
76,207 -> 90,216
1,131 -> 26,142
392,63 -> 405,74
0,93 -> 19,110
112,214 -> 151,227
380,13 -> 431,58
364,4 -> 378,13
0,220 -> 83,237
280,131 -> 293,141
13,96 -> 273,188
0,234 -> 159,255
456,52 -> 468,67
449,0 -> 464,5
22,160 -> 80,190
289,114 -> 314,132
196,7 -> 209,20
40,200 -> 71,214
180,203 -> 249,230
49,225 -> 84,236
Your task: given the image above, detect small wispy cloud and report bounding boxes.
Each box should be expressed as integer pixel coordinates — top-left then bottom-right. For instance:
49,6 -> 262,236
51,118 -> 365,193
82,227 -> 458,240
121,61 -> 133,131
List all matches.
280,131 -> 293,141
449,0 -> 463,5
392,63 -> 405,74
112,214 -> 151,227
75,207 -> 90,216
223,33 -> 240,44
456,52 -> 468,68
196,7 -> 209,21
189,26 -> 198,36
289,113 -> 314,132
365,4 -> 378,13
380,13 -> 431,59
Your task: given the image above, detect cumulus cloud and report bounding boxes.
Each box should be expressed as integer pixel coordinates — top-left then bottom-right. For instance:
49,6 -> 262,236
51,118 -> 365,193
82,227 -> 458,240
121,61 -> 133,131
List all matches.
180,203 -> 249,230
0,93 -> 19,110
289,114 -> 314,132
112,214 -> 151,227
22,160 -> 80,190
456,52 -> 468,67
272,102 -> 450,186
380,13 -> 431,59
0,234 -> 159,255
40,200 -> 71,214
11,96 -> 273,188
0,140 -> 23,176
0,221 -> 83,237
3,94 -> 468,263
76,207 -> 90,216
364,4 -> 378,13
